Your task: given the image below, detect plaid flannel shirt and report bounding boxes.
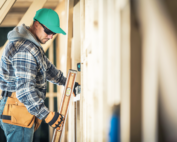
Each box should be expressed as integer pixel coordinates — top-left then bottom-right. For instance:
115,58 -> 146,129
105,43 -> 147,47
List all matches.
0,39 -> 66,119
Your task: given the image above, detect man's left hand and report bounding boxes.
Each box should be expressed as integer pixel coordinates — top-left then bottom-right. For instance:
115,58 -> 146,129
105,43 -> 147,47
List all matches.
73,82 -> 81,96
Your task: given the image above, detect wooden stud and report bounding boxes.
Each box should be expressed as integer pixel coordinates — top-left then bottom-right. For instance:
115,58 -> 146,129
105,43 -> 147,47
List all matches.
65,0 -> 74,73
72,2 -> 81,142
79,0 -> 85,141
54,1 -> 68,142
49,42 -> 54,142
72,1 -> 81,83
138,0 -> 177,141
65,0 -> 74,141
0,0 -> 16,24
0,13 -> 23,27
120,2 -> 131,142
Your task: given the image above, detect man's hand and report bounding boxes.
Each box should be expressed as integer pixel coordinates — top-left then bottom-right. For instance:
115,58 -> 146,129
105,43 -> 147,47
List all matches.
73,82 -> 81,96
45,112 -> 64,130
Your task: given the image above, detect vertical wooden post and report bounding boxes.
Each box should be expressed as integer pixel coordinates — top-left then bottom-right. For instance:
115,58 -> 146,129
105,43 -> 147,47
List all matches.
66,0 -> 74,73
137,0 -> 177,141
72,2 -> 81,142
54,1 -> 68,141
49,42 -> 55,142
80,0 -> 85,141
120,2 -> 131,142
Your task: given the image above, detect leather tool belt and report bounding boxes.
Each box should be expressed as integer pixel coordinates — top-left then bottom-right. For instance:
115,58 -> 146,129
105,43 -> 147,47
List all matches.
0,91 -> 42,130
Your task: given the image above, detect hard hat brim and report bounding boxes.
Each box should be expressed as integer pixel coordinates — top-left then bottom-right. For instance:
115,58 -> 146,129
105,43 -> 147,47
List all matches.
49,26 -> 66,35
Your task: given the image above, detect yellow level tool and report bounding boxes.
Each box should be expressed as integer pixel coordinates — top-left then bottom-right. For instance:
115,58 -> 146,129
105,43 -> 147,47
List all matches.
52,69 -> 77,142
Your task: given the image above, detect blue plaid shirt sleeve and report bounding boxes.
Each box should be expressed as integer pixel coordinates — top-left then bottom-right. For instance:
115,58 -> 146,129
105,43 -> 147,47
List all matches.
12,51 -> 50,120
44,55 -> 66,86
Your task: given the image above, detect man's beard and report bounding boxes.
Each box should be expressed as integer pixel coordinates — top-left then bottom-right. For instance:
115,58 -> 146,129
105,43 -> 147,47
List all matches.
36,36 -> 49,44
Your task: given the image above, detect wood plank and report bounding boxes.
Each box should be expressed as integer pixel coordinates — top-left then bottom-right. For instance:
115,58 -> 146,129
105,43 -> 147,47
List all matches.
64,1 -> 74,141
107,0 -> 121,105
49,42 -> 54,142
0,13 -> 23,27
79,0 -> 85,141
17,0 -> 46,26
13,1 -> 59,8
0,0 -> 16,24
138,0 -> 177,141
67,2 -> 82,141
16,0 -> 59,2
55,0 -> 67,113
120,2 -> 131,142
12,1 -> 32,8
76,101 -> 80,142
53,1 -> 68,141
90,0 -> 101,141
83,0 -> 93,140
0,0 -> 6,9
72,2 -> 81,83
65,0 -> 74,73
46,93 -> 57,97
137,1 -> 158,142
68,96 -> 75,142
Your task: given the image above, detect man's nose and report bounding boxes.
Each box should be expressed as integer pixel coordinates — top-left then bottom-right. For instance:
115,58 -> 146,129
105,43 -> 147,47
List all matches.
47,34 -> 53,39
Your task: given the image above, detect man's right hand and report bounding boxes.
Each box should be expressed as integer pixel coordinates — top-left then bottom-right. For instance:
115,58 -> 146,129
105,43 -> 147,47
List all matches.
45,112 -> 64,130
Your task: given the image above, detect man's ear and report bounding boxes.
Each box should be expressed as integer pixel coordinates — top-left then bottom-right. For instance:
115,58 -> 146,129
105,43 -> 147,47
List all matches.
33,21 -> 39,29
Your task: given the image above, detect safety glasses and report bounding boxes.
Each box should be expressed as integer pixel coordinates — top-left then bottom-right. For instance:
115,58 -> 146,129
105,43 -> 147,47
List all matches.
35,19 -> 56,35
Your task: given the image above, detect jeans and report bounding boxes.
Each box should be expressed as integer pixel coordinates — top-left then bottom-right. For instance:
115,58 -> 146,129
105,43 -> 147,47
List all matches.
0,97 -> 34,142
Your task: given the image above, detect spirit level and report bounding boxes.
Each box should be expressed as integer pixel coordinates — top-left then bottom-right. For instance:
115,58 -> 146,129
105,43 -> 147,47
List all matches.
52,69 -> 77,142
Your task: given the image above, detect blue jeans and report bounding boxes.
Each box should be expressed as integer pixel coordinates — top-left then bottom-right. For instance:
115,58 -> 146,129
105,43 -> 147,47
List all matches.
0,97 -> 34,142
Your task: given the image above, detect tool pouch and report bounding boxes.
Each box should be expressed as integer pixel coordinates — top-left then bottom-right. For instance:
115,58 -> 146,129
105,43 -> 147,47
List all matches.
2,92 -> 35,128
34,117 -> 42,131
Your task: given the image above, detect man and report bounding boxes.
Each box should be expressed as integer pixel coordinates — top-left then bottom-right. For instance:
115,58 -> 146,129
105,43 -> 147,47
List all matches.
0,8 -> 80,142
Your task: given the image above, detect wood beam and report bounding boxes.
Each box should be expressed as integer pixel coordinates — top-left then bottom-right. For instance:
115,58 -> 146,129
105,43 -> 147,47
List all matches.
62,1 -> 74,141
55,3 -> 67,135
49,42 -> 54,142
0,13 -> 23,27
80,0 -> 85,141
72,3 -> 81,142
66,0 -> 74,72
16,0 -> 59,2
72,2 -> 81,82
0,0 -> 16,24
12,1 -> 31,8
13,1 -> 59,8
120,2 -> 131,142
138,0 -> 177,141
0,0 -> 6,8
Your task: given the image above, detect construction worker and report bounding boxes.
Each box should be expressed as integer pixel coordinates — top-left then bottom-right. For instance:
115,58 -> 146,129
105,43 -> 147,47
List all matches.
0,8 -> 80,142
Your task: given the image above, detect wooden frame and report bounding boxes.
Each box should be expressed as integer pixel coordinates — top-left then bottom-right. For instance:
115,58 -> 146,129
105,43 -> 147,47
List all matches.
0,0 -> 16,24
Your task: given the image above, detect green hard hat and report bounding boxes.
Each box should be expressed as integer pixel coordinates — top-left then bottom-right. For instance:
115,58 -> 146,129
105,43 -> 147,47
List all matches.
34,8 -> 66,35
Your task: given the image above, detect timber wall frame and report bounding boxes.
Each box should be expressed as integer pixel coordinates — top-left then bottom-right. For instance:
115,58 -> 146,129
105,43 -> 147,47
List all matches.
0,0 -> 177,142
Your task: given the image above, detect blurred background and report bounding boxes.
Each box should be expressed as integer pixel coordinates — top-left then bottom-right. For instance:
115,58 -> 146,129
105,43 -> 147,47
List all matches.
0,0 -> 177,142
